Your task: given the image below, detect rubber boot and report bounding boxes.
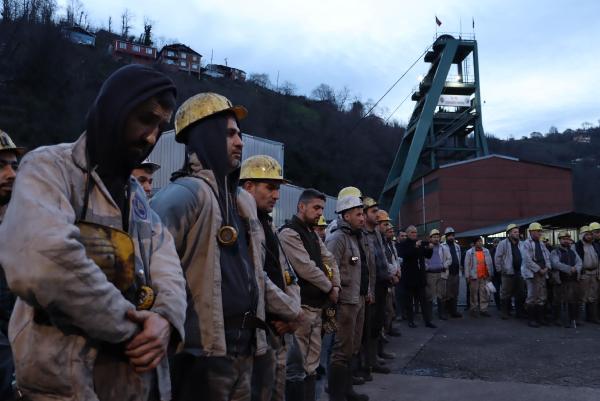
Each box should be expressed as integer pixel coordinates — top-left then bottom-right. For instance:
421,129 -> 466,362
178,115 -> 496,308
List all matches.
536,305 -> 546,327
589,303 -> 600,324
328,365 -> 347,401
345,366 -> 369,401
303,374 -> 316,401
351,355 -> 365,385
566,303 -> 577,328
500,300 -> 510,320
552,304 -> 562,326
437,298 -> 448,320
527,305 -> 540,328
377,338 -> 396,360
574,303 -> 584,327
424,302 -> 437,328
449,299 -> 462,318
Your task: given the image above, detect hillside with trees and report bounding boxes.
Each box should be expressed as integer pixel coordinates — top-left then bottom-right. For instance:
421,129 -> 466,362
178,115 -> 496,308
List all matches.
1,2 -> 599,211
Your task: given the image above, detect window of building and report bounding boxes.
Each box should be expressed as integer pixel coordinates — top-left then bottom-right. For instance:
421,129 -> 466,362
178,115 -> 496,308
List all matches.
192,55 -> 198,62
166,59 -> 175,65
167,51 -> 175,57
132,45 -> 141,52
118,41 -> 126,49
191,64 -> 199,70
180,52 -> 187,58
180,61 -> 188,67
146,48 -> 153,55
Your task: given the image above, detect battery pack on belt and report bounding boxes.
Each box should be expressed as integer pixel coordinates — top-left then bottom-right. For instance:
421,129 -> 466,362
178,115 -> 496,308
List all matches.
225,312 -> 267,331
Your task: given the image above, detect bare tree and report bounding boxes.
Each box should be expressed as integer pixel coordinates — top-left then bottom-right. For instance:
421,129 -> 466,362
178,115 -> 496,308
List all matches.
141,17 -> 153,46
335,85 -> 351,111
249,73 -> 271,88
120,8 -> 133,39
107,15 -> 112,32
311,83 -> 336,103
279,81 -> 296,96
2,0 -> 13,21
65,0 -> 83,25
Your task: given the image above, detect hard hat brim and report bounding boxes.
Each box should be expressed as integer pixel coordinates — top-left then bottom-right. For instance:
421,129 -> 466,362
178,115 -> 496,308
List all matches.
139,162 -> 161,173
0,147 -> 26,157
175,105 -> 249,144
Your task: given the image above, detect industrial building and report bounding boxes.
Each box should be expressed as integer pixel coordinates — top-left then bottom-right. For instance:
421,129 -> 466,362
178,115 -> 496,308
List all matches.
148,131 -> 336,227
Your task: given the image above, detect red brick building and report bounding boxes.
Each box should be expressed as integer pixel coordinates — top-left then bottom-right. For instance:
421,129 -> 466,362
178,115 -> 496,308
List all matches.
111,39 -> 157,64
400,155 -> 573,234
157,44 -> 201,75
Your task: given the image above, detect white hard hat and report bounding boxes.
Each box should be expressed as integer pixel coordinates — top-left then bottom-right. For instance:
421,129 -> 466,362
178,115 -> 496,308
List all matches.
444,227 -> 455,235
336,195 -> 363,214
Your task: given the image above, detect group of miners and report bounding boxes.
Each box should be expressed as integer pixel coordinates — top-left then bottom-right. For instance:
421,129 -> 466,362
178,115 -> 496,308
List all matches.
0,64 -> 599,401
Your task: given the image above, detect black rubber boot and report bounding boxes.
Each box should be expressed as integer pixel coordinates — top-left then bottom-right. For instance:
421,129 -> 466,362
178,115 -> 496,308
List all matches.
500,300 -> 510,320
449,299 -> 462,318
303,374 -> 316,401
437,298 -> 448,320
587,303 -> 600,324
566,303 -> 577,328
345,366 -> 369,401
350,355 -> 365,385
527,305 -> 540,328
424,302 -> 437,328
377,339 -> 396,360
286,380 -> 305,401
328,365 -> 347,401
552,304 -> 562,326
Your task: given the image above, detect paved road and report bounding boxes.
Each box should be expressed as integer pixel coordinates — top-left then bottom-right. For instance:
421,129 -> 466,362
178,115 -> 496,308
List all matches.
354,308 -> 600,401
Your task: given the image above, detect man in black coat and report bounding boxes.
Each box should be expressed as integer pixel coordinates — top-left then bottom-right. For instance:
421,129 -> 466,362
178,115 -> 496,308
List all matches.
397,225 -> 434,328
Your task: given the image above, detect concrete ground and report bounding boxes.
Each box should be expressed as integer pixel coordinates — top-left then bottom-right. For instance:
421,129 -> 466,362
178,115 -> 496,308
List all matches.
354,307 -> 600,401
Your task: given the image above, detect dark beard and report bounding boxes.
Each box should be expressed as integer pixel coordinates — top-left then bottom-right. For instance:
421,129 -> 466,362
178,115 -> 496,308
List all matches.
0,193 -> 11,206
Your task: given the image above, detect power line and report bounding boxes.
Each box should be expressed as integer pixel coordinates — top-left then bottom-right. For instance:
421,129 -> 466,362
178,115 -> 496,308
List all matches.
348,44 -> 432,134
384,91 -> 412,124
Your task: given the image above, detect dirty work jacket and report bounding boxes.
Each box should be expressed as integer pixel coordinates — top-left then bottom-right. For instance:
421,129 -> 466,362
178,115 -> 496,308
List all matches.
151,154 -> 298,358
550,247 -> 582,284
0,134 -> 187,401
494,238 -> 525,276
425,244 -> 452,279
279,220 -> 341,306
443,240 -> 463,275
521,236 -> 551,280
325,218 -> 364,304
464,247 -> 494,280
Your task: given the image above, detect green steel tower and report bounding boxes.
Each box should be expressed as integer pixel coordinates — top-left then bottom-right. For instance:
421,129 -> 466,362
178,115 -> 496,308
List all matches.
380,34 -> 488,222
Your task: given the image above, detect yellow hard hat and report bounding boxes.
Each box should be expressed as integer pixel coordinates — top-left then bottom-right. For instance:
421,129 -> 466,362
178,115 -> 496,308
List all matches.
174,93 -> 248,142
362,196 -> 378,210
376,210 -> 391,223
317,215 -> 328,227
589,222 -> 600,231
0,130 -> 25,156
528,222 -> 543,231
240,155 -> 287,182
580,225 -> 591,234
506,223 -> 518,232
429,229 -> 440,237
338,186 -> 362,200
557,231 -> 571,239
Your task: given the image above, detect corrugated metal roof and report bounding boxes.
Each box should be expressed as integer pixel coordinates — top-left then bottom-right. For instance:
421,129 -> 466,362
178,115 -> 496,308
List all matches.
147,130 -> 335,227
148,130 -> 285,189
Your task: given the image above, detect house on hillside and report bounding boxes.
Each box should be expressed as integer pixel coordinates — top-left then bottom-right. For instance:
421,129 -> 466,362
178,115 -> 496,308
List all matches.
573,134 -> 591,144
204,64 -> 246,81
61,25 -> 96,46
157,44 -> 201,75
109,39 -> 156,65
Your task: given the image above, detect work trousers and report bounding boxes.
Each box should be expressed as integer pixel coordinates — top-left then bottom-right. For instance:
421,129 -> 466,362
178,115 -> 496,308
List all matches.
285,334 -> 305,382
554,280 -> 580,305
425,272 -> 446,302
172,353 -> 253,401
444,273 -> 460,301
468,278 -> 490,312
580,271 -> 599,303
385,288 -> 395,330
403,285 -> 426,323
500,273 -> 526,302
525,274 -> 547,306
331,297 -> 365,368
251,334 -> 287,401
294,305 -> 323,376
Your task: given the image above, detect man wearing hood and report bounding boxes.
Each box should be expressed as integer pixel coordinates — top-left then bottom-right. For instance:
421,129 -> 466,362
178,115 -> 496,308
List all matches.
0,130 -> 25,401
326,195 -> 370,401
151,93 -> 299,401
0,64 -> 187,401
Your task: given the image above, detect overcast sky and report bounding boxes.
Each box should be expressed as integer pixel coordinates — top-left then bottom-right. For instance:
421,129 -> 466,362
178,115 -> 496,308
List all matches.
59,0 -> 600,138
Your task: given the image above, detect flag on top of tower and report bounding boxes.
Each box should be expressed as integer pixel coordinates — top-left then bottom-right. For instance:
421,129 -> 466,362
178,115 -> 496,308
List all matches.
436,16 -> 442,26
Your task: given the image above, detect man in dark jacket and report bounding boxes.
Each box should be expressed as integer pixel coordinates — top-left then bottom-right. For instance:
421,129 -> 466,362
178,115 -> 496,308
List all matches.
397,226 -> 434,328
0,130 -> 25,401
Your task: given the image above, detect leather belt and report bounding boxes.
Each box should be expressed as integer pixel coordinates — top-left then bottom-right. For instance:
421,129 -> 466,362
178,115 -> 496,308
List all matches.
225,311 -> 267,331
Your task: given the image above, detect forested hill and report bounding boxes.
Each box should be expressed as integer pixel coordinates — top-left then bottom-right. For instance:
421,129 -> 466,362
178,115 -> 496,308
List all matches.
1,17 -> 598,204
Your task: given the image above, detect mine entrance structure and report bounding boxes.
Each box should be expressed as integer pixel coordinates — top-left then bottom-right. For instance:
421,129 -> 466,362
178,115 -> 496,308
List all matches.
380,34 -> 488,223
